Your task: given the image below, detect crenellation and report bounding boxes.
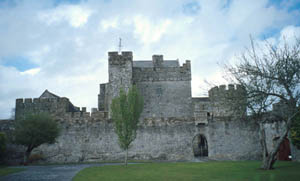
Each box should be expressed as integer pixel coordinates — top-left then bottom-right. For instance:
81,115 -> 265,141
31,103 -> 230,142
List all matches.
228,84 -> 234,90
121,51 -> 133,58
16,98 -> 24,104
73,112 -> 81,118
219,84 -> 226,91
152,55 -> 163,67
33,98 -> 40,103
208,84 -> 247,117
24,98 -> 32,104
82,112 -> 90,118
108,51 -> 133,65
132,63 -> 191,82
91,111 -> 107,119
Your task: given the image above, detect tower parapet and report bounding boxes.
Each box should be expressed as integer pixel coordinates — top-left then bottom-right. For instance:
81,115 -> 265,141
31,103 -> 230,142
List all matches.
108,51 -> 133,65
132,59 -> 191,82
152,55 -> 163,67
208,84 -> 246,117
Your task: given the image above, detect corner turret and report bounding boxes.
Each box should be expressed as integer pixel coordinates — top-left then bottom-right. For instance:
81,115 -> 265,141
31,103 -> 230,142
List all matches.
208,84 -> 246,117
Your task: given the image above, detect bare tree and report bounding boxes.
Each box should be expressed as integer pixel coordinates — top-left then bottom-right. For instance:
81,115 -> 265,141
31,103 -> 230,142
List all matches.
225,36 -> 300,170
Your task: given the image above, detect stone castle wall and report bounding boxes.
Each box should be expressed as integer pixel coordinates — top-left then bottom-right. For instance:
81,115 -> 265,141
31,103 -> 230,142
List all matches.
136,81 -> 192,118
0,116 -> 264,164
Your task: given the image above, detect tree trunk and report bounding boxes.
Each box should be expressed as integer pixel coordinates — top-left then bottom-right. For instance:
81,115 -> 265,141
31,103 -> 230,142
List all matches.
23,149 -> 31,166
124,148 -> 128,166
259,114 -> 295,170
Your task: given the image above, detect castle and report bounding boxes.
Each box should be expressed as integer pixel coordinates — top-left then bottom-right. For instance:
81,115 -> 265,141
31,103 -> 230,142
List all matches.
8,51 -> 300,163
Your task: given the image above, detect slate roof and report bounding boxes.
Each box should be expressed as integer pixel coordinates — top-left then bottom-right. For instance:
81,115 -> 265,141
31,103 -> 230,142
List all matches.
39,90 -> 60,99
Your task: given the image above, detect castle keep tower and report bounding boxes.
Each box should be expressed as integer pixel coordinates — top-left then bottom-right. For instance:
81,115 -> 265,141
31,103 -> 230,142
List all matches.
98,51 -> 193,118
98,52 -> 133,115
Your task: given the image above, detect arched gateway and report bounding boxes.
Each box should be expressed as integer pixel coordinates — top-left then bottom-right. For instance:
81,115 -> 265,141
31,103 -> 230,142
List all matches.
192,134 -> 208,157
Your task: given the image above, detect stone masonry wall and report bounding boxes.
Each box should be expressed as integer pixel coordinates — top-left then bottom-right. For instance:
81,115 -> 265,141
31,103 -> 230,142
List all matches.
106,51 -> 133,117
33,117 -> 263,163
0,115 -> 266,164
136,81 -> 192,118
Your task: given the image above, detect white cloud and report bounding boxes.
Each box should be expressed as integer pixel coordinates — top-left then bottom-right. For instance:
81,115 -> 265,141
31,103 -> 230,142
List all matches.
100,17 -> 119,31
279,25 -> 300,43
133,15 -> 172,44
39,5 -> 92,28
20,68 -> 41,76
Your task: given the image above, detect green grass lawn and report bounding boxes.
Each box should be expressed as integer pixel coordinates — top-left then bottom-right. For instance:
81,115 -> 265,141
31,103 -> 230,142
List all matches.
0,167 -> 25,177
73,161 -> 300,181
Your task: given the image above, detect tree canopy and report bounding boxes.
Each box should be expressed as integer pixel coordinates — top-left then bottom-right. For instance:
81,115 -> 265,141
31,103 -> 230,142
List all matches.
14,113 -> 60,165
111,85 -> 143,165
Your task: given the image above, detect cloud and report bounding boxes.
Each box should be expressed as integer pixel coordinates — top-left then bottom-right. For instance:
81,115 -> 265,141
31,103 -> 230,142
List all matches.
20,68 -> 41,76
0,0 -> 299,119
133,15 -> 172,44
38,4 -> 92,28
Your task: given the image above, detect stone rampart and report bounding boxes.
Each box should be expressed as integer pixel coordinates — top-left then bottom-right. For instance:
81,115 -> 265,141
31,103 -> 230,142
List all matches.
0,116 -> 265,164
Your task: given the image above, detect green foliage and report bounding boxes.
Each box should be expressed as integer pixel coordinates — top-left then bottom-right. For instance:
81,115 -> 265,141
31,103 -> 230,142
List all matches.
14,113 -> 60,151
0,132 -> 6,161
73,161 -> 300,181
111,86 -> 143,150
291,113 -> 300,149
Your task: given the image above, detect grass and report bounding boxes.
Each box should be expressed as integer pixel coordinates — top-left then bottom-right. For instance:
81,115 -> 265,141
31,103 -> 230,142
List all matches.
73,161 -> 300,181
0,167 -> 25,177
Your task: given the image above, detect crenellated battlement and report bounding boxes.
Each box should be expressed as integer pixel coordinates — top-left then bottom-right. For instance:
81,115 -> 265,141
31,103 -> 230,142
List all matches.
132,60 -> 191,82
208,84 -> 245,99
108,51 -> 133,65
15,95 -> 80,120
15,94 -> 109,121
208,84 -> 247,117
60,109 -> 108,121
16,97 -> 70,105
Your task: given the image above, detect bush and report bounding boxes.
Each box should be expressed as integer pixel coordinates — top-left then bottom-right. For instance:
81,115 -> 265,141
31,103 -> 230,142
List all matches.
14,113 -> 60,165
28,153 -> 44,163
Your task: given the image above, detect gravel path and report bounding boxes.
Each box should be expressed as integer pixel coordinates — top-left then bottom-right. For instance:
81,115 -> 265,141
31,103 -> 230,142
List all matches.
1,163 -> 121,181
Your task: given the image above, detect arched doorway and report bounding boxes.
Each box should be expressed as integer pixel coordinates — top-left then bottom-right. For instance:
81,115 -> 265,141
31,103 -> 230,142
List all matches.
277,137 -> 292,161
192,134 -> 208,157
